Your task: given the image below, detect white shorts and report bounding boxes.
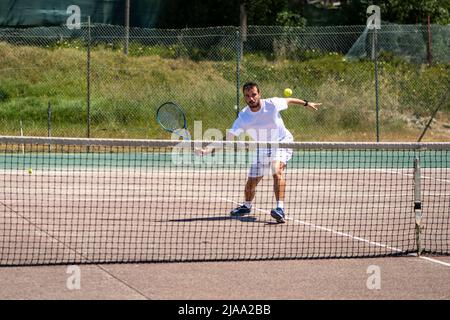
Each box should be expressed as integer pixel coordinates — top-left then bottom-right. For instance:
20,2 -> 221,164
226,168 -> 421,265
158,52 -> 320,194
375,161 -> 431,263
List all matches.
248,147 -> 293,177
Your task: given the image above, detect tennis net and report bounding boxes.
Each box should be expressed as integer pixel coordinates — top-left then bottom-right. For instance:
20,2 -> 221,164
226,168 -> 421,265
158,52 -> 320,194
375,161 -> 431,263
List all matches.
0,136 -> 448,266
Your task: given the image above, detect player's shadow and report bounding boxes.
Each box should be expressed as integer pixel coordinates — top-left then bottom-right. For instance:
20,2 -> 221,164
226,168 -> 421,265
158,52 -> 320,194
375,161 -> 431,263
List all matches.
168,215 -> 261,223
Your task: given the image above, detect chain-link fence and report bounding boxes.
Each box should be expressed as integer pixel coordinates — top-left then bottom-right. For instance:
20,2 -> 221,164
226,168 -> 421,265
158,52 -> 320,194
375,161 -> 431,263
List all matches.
0,24 -> 448,141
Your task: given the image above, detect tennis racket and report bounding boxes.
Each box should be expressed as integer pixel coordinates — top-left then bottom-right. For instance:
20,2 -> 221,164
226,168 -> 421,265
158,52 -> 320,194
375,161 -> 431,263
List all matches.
156,102 -> 191,140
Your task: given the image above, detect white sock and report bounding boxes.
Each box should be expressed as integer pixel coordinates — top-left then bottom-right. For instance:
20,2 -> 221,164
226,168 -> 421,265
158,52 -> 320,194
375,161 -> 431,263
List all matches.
243,201 -> 252,209
276,201 -> 284,209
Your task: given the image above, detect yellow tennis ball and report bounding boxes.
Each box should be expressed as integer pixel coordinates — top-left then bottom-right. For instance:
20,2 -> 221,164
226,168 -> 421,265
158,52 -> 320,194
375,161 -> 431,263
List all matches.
28,168 -> 33,174
284,88 -> 293,97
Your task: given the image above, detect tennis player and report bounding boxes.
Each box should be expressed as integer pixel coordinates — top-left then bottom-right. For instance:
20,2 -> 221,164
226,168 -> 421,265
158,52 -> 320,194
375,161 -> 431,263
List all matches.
201,82 -> 321,223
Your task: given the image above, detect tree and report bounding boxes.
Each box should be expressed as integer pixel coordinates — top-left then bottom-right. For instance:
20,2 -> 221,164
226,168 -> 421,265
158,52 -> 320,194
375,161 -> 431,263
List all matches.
157,0 -> 240,28
339,0 -> 372,25
242,0 -> 291,25
276,10 -> 307,27
340,0 -> 450,25
379,0 -> 450,24
157,0 -> 309,28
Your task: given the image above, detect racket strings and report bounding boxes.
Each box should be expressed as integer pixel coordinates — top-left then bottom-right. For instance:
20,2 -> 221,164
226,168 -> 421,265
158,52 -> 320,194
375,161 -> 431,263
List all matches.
158,104 -> 186,131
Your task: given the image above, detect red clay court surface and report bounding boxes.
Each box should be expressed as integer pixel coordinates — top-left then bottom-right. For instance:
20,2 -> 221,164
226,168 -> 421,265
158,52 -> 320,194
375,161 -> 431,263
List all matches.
0,144 -> 449,299
1,167 -> 448,265
0,255 -> 449,299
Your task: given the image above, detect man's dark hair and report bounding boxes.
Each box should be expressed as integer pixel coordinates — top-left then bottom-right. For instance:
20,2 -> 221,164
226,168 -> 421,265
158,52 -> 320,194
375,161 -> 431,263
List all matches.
242,82 -> 260,93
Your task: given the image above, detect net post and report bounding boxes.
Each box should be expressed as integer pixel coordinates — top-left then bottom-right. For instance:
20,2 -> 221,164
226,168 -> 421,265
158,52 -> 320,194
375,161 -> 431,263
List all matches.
414,156 -> 422,256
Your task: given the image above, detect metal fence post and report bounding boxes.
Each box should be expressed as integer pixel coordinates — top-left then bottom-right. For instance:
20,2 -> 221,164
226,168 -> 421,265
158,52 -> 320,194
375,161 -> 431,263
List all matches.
236,29 -> 241,119
372,28 -> 380,142
48,102 -> 52,152
426,15 -> 432,65
124,0 -> 130,55
87,16 -> 91,140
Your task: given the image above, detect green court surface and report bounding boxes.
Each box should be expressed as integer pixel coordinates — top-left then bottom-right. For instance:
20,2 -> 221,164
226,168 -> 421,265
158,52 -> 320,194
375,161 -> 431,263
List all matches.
0,149 -> 448,170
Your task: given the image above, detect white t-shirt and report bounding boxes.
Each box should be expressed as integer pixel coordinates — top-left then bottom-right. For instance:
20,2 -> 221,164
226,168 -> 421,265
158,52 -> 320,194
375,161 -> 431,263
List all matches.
228,97 -> 293,142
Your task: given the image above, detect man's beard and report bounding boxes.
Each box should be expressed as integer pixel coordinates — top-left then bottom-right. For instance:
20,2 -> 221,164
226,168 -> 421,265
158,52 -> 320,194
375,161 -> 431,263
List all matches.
248,101 -> 260,109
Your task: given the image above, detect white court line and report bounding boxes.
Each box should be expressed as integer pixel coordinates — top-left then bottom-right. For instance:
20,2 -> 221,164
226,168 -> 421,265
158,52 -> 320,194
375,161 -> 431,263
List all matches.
0,193 -> 407,199
219,197 -> 450,268
0,196 -> 205,202
382,169 -> 450,184
415,255 -> 450,267
219,197 -> 403,253
380,169 -> 450,267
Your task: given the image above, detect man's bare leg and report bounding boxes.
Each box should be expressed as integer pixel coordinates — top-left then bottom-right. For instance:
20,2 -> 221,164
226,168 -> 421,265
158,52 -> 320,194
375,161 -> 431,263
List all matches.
230,176 -> 263,216
270,161 -> 287,223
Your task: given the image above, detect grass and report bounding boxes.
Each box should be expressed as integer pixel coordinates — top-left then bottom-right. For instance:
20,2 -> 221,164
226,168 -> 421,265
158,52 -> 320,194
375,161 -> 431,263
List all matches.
0,41 -> 448,141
